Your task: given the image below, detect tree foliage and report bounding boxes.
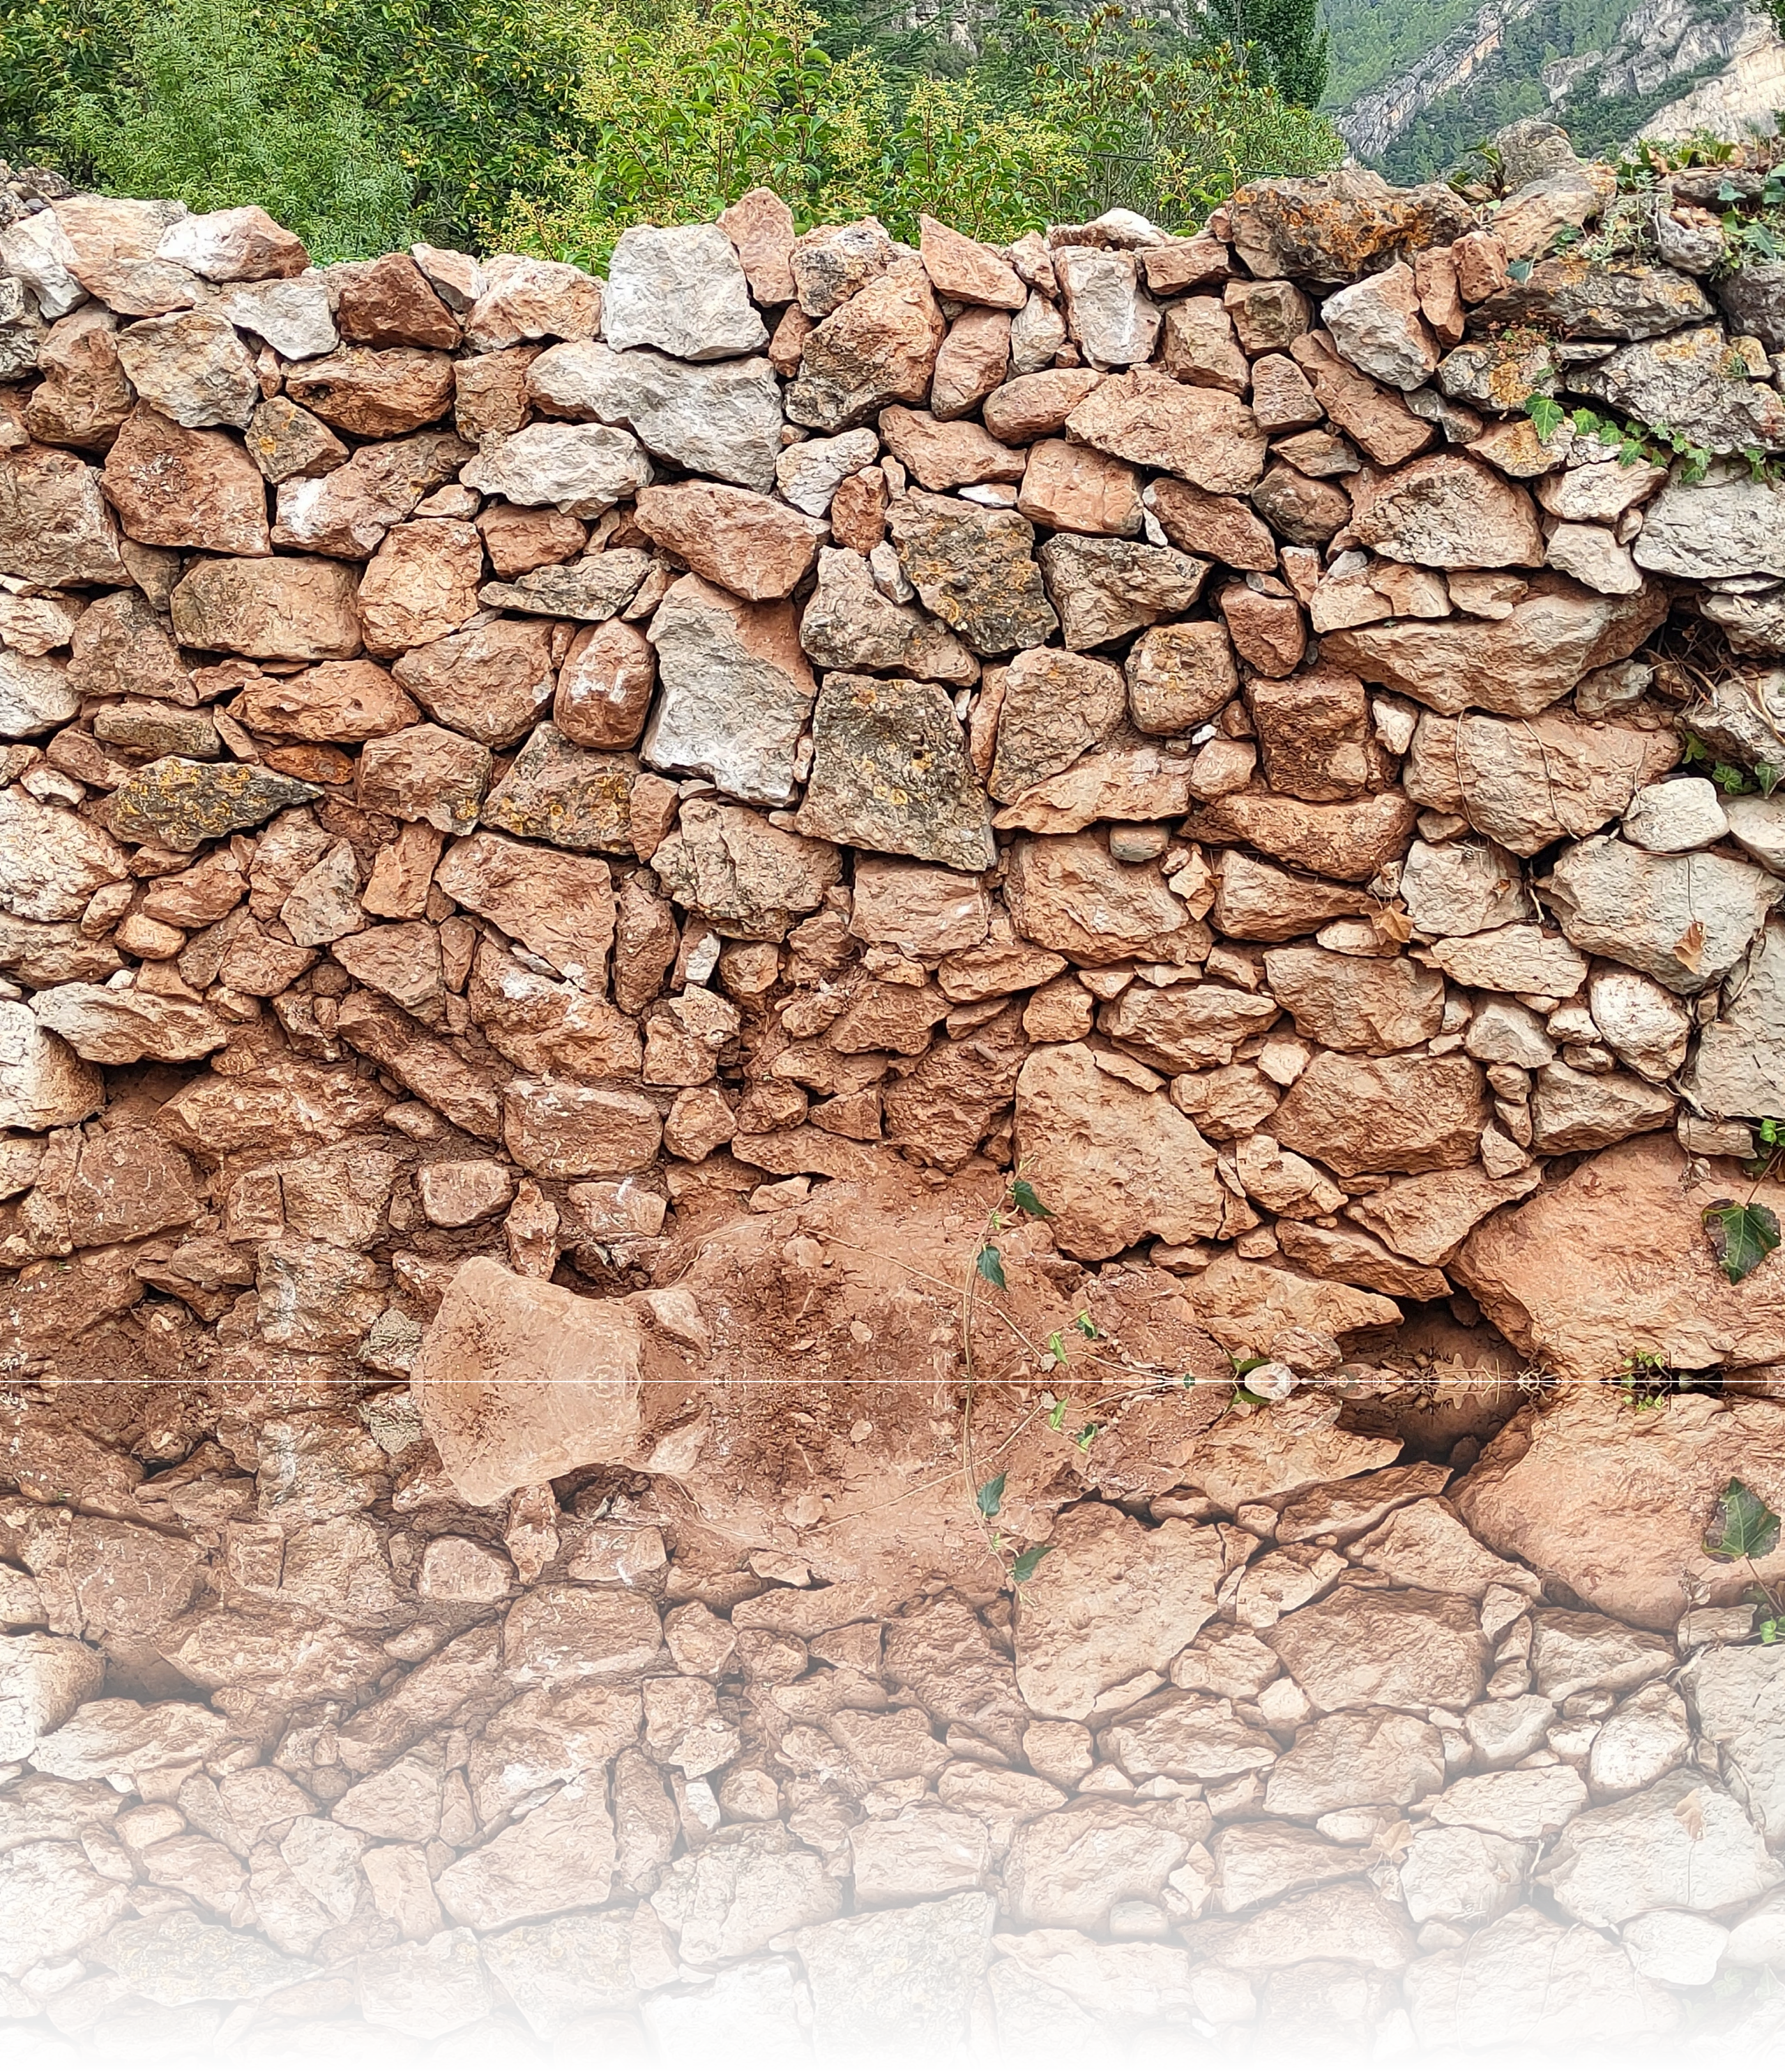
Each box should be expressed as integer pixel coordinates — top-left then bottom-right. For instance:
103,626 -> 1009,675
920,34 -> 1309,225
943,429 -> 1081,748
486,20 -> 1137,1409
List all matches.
3,0 -> 1344,263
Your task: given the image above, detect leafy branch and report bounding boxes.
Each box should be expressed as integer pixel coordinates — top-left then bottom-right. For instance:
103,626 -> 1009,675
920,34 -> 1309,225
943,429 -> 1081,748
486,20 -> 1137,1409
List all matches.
1703,1476 -> 1783,1643
1701,1117 -> 1782,1285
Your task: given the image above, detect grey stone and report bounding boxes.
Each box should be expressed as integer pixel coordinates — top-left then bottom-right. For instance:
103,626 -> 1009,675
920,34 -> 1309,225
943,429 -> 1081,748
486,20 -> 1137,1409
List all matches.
527,342 -> 784,492
0,649 -> 77,739
798,547 -> 978,684
1480,258 -> 1714,340
644,1957 -> 806,2066
1544,1769 -> 1777,1927
603,224 -> 767,361
100,1912 -> 318,2006
1717,260 -> 1785,350
1569,327 -> 1785,457
1054,245 -> 1162,368
1038,535 -> 1208,649
776,428 -> 880,515
795,672 -> 996,870
1634,462 -> 1785,579
1685,915 -> 1785,1119
478,551 -> 652,621
109,757 -> 323,851
644,575 -> 815,808
461,422 -> 653,518
218,278 -> 340,360
887,494 -> 1058,656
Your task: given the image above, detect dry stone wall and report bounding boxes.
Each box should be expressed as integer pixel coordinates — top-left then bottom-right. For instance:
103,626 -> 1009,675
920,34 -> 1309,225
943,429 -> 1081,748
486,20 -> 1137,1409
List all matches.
3,121 -> 1785,1383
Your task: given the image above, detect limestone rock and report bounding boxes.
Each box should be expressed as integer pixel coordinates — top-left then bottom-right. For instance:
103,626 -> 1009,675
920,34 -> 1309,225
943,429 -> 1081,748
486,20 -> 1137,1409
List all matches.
1544,834 -> 1782,992
635,482 -> 824,602
1351,452 -> 1543,568
605,222 -> 766,361
798,547 -> 977,684
644,574 -> 814,808
462,422 -> 653,519
529,340 -> 783,492
170,554 -> 362,660
0,441 -> 130,586
1006,833 -> 1208,964
0,1633 -> 105,1762
28,983 -> 227,1064
794,1891 -> 996,2051
786,259 -> 945,430
887,493 -> 1058,655
651,798 -> 842,939
1040,534 -> 1208,649
1263,1708 -> 1445,1820
1571,326 -> 1785,456
795,672 -> 994,870
1066,370 -> 1266,495
1321,262 -> 1438,388
1270,1585 -> 1490,1711
109,757 -> 321,850
113,310 -> 259,429
1271,1052 -> 1488,1176
1457,1367 -> 1785,1624
1321,577 -> 1665,718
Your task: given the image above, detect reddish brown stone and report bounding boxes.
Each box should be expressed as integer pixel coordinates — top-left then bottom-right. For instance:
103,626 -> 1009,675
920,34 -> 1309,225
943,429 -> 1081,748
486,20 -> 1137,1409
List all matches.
100,405 -> 272,554
287,349 -> 457,437
331,253 -> 462,349
633,483 -> 826,602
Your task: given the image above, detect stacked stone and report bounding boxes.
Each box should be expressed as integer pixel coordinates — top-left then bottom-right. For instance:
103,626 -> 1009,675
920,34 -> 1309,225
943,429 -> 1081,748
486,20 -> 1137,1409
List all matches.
1,121 -> 1784,1383
0,1382 -> 1781,2059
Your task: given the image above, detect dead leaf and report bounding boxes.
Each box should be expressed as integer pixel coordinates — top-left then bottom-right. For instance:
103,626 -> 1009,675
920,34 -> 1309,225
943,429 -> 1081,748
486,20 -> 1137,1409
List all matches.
1373,905 -> 1414,945
1673,1788 -> 1706,1840
1673,919 -> 1706,973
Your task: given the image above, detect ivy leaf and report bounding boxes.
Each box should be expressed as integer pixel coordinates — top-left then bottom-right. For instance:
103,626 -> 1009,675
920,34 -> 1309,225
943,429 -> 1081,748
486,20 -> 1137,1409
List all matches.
1232,1386 -> 1271,1406
1526,394 -> 1565,441
975,1472 -> 1006,1520
1047,1398 -> 1068,1429
1507,257 -> 1533,282
1703,1477 -> 1782,1560
1756,762 -> 1780,797
1010,1178 -> 1050,1218
1719,179 -> 1743,202
1702,1199 -> 1782,1284
975,1243 -> 1006,1290
1012,1544 -> 1051,1583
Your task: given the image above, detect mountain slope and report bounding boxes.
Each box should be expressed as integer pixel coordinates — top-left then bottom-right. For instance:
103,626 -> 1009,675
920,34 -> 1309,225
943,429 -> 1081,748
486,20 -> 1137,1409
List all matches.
1321,0 -> 1779,175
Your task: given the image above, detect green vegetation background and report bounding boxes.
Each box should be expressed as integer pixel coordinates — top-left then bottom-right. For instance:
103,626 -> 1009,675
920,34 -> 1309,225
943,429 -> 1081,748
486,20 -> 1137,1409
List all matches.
0,0 -> 1341,262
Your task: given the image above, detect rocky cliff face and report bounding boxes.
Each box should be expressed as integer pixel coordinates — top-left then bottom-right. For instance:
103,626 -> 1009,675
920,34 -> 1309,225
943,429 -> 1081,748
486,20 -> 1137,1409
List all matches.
1,128 -> 1785,1388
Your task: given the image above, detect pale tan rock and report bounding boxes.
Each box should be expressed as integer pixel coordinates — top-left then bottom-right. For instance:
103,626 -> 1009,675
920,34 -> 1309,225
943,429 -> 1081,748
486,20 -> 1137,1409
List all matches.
1290,330 -> 1432,467
113,310 -> 259,430
1098,983 -> 1279,1073
1454,1135 -> 1785,1385
1001,1797 -> 1203,1933
1269,1583 -> 1491,1710
1404,706 -> 1679,856
797,547 -> 977,686
1015,1502 -> 1222,1719
1185,1255 -> 1399,1352
1125,621 -> 1238,735
1321,575 -> 1666,718
0,441 -> 131,586
1272,1052 -> 1489,1177
1210,852 -> 1371,940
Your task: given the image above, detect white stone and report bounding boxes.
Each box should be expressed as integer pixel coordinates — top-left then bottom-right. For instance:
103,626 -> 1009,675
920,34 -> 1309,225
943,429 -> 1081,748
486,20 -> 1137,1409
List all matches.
1428,1765 -> 1587,1841
0,650 -> 78,740
1622,1909 -> 1727,1986
0,208 -> 84,318
1680,1640 -> 1785,1846
1545,1769 -> 1777,1926
1545,522 -> 1643,595
1054,247 -> 1161,368
604,224 -> 768,361
1724,793 -> 1785,873
1586,964 -> 1692,1081
217,278 -> 339,360
1685,915 -> 1785,1120
29,983 -> 228,1065
0,790 -> 130,922
1321,263 -> 1437,389
1588,1682 -> 1690,1795
0,998 -> 102,1129
1726,1889 -> 1785,1967
776,428 -> 880,515
1622,776 -> 1730,852
644,1957 -> 807,2066
527,342 -> 784,494
461,422 -> 653,519
0,1635 -> 105,1762
1545,835 -> 1782,994
793,1891 -> 997,2052
1400,1824 -> 1533,1929
848,1803 -> 992,1903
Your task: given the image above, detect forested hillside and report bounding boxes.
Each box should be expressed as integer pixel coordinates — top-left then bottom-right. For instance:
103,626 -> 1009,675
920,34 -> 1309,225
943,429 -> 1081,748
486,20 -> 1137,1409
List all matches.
0,0 -> 1340,261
